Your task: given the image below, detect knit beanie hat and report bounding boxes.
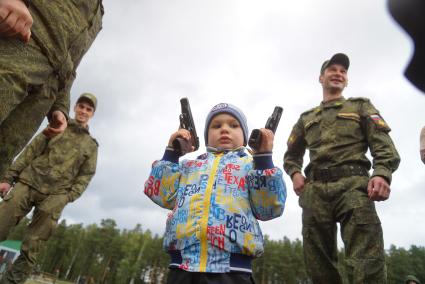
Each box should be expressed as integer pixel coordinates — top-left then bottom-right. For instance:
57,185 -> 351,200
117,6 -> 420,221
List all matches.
204,103 -> 249,146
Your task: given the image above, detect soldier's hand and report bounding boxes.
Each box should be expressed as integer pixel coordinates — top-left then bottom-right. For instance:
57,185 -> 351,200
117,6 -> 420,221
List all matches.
254,128 -> 274,154
291,172 -> 305,196
0,0 -> 33,43
0,182 -> 11,198
367,176 -> 390,201
42,111 -> 67,138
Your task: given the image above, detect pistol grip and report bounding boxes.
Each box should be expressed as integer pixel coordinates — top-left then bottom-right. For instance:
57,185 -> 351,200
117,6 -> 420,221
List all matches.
172,137 -> 193,156
248,129 -> 262,151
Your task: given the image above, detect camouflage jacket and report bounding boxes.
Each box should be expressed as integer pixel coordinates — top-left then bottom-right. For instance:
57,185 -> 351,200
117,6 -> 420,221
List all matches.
30,0 -> 104,118
284,97 -> 400,183
3,120 -> 98,202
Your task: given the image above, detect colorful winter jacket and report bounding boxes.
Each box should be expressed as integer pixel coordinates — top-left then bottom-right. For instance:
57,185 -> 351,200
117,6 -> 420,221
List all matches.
144,147 -> 286,273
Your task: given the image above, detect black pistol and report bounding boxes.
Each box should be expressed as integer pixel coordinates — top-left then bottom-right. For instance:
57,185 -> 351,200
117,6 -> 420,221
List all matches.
172,98 -> 200,156
248,106 -> 283,151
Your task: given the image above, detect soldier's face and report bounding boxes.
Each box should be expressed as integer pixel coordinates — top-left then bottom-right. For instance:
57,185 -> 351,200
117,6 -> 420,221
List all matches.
319,64 -> 348,92
207,113 -> 244,150
74,102 -> 94,126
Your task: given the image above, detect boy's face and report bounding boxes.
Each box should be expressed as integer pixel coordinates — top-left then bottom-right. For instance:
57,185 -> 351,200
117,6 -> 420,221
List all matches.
207,113 -> 244,149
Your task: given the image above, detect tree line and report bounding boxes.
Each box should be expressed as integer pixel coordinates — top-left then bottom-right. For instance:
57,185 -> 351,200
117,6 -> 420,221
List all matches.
7,218 -> 424,284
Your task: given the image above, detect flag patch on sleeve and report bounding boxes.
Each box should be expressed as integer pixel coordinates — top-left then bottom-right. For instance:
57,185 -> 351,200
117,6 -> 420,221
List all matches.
370,114 -> 389,129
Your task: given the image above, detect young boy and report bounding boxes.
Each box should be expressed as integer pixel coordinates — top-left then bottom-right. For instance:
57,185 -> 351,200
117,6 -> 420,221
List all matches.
144,103 -> 286,284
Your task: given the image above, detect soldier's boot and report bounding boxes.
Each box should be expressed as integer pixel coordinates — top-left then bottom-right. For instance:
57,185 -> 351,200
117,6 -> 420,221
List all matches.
2,208 -> 55,284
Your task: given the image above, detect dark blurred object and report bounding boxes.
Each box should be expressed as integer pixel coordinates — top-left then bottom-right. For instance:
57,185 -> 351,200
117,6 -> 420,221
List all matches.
388,0 -> 425,92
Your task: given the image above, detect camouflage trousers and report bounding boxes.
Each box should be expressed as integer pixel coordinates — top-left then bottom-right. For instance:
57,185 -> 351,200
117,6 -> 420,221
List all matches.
0,183 -> 68,284
299,176 -> 386,284
0,37 -> 58,180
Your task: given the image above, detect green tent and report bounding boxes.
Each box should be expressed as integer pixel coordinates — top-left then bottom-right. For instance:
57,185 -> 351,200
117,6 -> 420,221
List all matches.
0,240 -> 21,252
0,240 -> 21,263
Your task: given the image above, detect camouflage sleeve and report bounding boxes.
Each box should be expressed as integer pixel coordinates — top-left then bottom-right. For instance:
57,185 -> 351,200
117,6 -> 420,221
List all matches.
283,117 -> 306,177
2,133 -> 48,184
247,167 -> 287,221
48,72 -> 76,121
144,160 -> 182,210
67,145 -> 97,202
361,100 -> 400,183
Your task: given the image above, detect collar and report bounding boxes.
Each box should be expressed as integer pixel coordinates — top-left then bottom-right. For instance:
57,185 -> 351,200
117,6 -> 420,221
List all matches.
320,96 -> 346,109
69,119 -> 90,134
206,146 -> 247,156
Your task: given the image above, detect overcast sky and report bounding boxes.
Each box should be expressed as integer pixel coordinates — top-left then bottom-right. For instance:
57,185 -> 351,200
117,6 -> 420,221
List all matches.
52,0 -> 425,249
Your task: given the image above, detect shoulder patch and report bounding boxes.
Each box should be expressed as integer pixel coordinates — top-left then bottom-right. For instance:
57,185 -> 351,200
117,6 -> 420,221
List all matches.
369,114 -> 390,131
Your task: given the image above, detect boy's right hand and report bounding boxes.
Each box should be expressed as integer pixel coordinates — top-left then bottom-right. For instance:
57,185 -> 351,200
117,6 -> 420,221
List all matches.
0,0 -> 33,43
168,129 -> 194,152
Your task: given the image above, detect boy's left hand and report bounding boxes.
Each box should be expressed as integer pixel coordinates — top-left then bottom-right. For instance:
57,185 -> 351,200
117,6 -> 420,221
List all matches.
254,128 -> 274,153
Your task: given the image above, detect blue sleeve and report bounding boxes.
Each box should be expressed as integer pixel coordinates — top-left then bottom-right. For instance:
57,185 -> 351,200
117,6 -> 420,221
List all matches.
144,149 -> 182,209
247,161 -> 287,221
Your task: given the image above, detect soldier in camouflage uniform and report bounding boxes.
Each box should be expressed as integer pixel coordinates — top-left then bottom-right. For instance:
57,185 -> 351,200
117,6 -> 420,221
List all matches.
283,53 -> 400,283
0,93 -> 98,284
0,0 -> 103,181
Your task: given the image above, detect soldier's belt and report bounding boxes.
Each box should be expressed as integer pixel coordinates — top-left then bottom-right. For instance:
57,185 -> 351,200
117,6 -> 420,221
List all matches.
310,164 -> 369,182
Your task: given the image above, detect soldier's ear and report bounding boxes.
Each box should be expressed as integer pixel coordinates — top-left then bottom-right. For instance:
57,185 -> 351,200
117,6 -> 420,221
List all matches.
319,74 -> 323,84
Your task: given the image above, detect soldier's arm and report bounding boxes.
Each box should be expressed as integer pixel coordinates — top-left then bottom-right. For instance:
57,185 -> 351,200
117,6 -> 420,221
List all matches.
361,100 -> 400,183
44,73 -> 75,138
67,145 -> 97,202
283,118 -> 306,178
2,133 -> 48,184
47,72 -> 75,124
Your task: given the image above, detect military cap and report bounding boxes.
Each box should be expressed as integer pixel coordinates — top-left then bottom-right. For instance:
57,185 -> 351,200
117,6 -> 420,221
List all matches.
77,93 -> 97,110
320,53 -> 350,74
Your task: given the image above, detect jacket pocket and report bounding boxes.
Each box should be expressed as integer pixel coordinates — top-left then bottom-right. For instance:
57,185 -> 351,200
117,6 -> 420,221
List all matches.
336,112 -> 362,143
304,118 -> 321,146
